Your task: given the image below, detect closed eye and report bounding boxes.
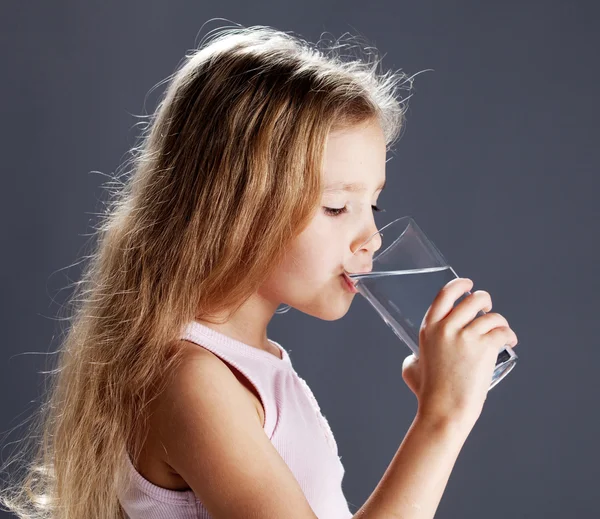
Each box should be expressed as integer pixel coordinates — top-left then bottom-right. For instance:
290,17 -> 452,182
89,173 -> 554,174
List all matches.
323,205 -> 385,217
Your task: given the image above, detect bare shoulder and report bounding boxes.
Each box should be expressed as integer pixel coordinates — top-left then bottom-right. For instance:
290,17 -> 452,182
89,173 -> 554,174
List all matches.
133,341 -> 262,490
146,339 -> 317,518
174,340 -> 265,423
152,339 -> 264,430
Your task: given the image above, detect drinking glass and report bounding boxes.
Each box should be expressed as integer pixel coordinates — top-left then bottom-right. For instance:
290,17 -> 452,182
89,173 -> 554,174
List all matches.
344,216 -> 518,390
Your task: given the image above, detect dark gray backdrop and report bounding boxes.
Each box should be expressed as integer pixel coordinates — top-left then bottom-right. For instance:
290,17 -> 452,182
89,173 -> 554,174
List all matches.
2,1 -> 598,517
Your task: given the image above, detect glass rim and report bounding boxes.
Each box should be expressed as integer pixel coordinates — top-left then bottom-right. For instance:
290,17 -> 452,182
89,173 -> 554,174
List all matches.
354,215 -> 415,262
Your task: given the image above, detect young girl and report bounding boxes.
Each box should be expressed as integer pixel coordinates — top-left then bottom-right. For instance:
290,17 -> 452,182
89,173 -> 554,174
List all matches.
0,23 -> 518,519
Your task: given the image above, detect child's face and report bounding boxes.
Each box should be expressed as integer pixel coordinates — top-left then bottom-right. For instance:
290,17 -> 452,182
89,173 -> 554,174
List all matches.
262,118 -> 387,321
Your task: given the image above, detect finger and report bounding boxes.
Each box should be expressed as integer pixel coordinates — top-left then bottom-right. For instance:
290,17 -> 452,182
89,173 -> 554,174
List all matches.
402,354 -> 420,392
462,312 -> 510,336
483,326 -> 518,348
425,277 -> 474,325
445,290 -> 493,332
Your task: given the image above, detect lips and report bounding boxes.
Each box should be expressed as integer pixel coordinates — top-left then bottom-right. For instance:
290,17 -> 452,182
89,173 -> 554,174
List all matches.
341,272 -> 359,293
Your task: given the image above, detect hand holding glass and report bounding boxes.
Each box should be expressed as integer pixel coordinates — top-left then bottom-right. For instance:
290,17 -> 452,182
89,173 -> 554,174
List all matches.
344,216 -> 518,390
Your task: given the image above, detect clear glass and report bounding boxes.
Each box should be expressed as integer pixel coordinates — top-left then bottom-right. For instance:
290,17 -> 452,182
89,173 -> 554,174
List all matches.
344,216 -> 518,391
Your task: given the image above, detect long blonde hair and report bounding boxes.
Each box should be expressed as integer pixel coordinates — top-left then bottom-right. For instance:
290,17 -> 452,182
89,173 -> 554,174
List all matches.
0,23 -> 414,518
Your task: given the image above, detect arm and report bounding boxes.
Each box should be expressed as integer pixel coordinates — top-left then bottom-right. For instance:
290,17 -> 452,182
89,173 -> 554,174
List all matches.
156,345 -> 469,519
352,413 -> 470,519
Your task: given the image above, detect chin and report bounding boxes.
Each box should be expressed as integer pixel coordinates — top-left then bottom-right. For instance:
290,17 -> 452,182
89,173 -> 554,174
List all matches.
319,309 -> 351,321
298,298 -> 354,321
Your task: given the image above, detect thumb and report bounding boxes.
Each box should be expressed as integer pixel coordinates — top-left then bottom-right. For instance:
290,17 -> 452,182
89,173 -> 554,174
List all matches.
402,353 -> 421,396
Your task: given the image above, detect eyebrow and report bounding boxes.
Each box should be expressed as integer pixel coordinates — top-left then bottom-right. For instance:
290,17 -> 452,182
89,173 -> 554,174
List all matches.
324,180 -> 386,193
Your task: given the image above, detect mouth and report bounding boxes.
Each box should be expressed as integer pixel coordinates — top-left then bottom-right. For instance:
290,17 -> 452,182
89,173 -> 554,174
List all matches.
341,272 -> 359,294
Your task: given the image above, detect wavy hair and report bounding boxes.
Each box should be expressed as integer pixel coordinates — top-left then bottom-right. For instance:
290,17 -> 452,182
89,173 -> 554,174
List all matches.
0,23 -> 415,518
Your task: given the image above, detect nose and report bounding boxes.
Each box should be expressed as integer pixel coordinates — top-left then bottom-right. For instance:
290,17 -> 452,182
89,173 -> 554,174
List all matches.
350,226 -> 383,268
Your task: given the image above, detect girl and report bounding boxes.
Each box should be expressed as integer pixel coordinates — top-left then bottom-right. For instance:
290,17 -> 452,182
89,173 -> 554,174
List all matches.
0,23 -> 518,519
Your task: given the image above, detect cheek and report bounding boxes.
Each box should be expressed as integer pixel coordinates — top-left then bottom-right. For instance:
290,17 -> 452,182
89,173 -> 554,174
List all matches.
297,219 -> 344,261
289,233 -> 341,278
269,241 -> 337,290
262,220 -> 346,293
281,249 -> 327,282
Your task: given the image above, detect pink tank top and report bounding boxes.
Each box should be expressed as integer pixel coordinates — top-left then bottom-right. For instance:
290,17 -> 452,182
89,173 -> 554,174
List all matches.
118,320 -> 353,519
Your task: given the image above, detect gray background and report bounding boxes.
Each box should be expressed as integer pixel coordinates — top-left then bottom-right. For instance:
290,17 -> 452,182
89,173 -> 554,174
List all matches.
2,1 -> 598,517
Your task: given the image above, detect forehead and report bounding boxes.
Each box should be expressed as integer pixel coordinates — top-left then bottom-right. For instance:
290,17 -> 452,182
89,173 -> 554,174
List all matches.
322,120 -> 387,192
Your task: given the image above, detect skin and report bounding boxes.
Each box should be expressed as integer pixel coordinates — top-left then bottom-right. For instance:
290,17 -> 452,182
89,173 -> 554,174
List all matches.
145,120 -> 521,505
194,118 -> 387,356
